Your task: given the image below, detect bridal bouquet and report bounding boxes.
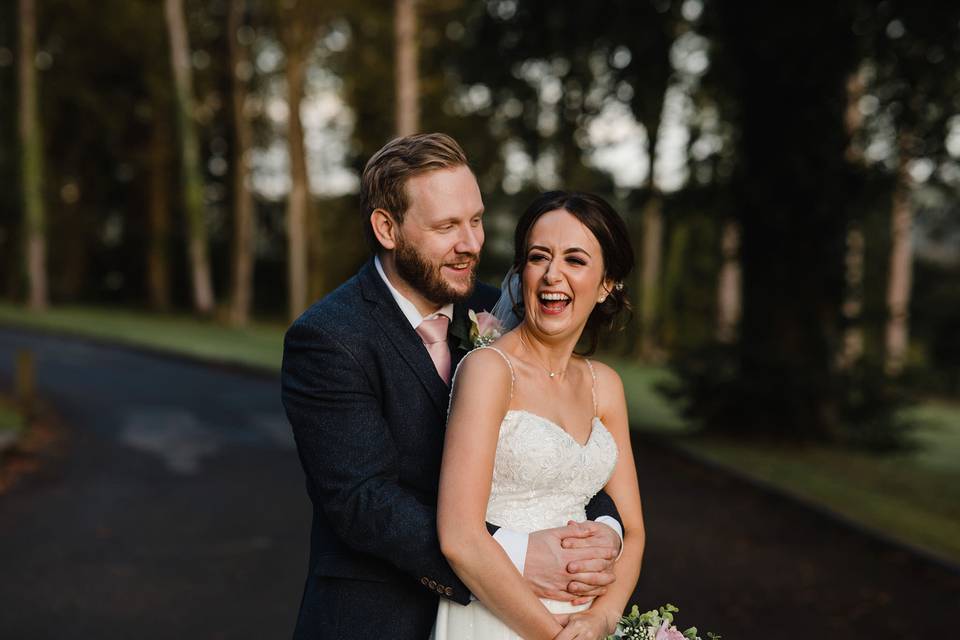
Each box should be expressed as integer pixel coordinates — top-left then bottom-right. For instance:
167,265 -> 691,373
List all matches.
607,603 -> 720,640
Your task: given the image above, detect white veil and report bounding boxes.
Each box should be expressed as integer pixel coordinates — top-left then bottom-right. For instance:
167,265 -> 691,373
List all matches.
490,266 -> 524,332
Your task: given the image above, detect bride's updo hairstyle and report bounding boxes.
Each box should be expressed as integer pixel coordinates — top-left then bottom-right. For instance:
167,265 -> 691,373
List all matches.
511,191 -> 634,356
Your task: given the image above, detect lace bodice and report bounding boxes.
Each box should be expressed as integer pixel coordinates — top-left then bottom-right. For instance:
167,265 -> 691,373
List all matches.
486,410 -> 618,532
456,347 -> 619,533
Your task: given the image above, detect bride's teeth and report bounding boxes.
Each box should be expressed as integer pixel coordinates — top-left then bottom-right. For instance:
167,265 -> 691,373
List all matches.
540,292 -> 569,301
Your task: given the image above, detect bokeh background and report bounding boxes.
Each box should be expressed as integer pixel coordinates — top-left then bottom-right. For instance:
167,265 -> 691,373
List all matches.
1,0 -> 959,637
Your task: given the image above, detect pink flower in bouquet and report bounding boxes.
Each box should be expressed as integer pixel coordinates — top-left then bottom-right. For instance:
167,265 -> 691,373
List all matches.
655,621 -> 687,640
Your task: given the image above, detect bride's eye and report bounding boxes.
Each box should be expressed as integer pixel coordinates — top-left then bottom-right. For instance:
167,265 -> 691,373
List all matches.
527,253 -> 549,263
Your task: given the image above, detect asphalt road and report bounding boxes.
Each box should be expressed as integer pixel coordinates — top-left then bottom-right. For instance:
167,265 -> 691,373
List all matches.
0,327 -> 956,639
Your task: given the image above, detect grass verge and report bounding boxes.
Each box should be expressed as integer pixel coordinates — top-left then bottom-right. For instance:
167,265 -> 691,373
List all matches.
0,303 -> 285,371
0,397 -> 25,454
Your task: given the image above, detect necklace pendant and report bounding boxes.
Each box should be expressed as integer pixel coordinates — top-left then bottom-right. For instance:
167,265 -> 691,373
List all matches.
549,372 -> 555,378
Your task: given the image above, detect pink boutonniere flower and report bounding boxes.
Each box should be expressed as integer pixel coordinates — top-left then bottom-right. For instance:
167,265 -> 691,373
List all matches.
468,310 -> 502,348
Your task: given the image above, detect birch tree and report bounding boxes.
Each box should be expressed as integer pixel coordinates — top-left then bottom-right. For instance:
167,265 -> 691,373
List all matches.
164,0 -> 215,315
18,0 -> 48,310
227,0 -> 256,326
394,0 -> 419,136
275,0 -> 328,320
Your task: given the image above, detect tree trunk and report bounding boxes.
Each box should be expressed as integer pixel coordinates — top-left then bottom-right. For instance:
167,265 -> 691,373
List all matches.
838,223 -> 865,369
164,0 -> 214,315
18,0 -> 48,311
716,219 -> 742,344
285,49 -> 309,320
884,141 -> 914,376
701,2 -> 855,440
637,192 -> 664,360
394,0 -> 419,136
228,0 -> 255,326
147,117 -> 172,311
631,110 -> 666,361
839,68 -> 866,370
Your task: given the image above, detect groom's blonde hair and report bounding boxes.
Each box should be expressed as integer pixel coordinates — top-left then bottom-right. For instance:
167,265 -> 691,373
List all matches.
360,133 -> 471,251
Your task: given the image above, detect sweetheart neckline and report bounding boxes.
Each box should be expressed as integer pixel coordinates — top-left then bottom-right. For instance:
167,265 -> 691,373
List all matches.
504,409 -> 607,448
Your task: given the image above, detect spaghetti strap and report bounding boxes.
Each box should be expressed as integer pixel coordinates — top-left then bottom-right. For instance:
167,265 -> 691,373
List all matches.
449,346 -> 515,401
478,346 -> 515,399
584,358 -> 598,417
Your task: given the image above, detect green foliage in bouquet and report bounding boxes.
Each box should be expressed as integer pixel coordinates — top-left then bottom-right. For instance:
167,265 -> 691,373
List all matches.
607,603 -> 720,640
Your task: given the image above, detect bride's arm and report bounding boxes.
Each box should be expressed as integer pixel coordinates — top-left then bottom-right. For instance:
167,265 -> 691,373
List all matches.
556,364 -> 645,639
438,349 -> 563,640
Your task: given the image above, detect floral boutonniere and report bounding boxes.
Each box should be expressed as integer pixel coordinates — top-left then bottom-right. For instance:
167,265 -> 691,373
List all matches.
468,310 -> 502,348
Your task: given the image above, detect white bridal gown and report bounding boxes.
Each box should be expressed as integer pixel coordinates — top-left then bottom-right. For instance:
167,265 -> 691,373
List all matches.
431,347 -> 619,640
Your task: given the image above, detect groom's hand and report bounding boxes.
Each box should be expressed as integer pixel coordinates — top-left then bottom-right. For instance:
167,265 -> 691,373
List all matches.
523,522 -> 616,602
561,520 -> 621,605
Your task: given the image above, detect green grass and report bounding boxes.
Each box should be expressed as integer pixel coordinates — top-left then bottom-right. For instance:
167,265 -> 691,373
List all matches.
2,302 -> 958,564
0,303 -> 286,371
0,399 -> 24,451
606,357 -> 686,433
0,403 -> 23,432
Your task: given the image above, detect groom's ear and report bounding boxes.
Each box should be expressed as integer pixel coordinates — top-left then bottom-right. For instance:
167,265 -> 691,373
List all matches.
370,208 -> 399,250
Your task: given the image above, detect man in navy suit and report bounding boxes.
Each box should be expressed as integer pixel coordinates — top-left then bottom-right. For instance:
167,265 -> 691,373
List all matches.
281,133 -> 623,639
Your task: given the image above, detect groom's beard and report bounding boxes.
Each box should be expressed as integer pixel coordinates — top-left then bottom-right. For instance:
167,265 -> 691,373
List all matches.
394,236 -> 478,306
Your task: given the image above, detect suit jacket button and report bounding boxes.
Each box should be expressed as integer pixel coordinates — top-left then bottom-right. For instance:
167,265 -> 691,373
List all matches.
428,580 -> 437,590
444,586 -> 453,596
420,577 -> 429,586
436,584 -> 444,593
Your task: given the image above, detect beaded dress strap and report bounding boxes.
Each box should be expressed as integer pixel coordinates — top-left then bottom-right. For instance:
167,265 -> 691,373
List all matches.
448,346 -> 516,410
584,358 -> 599,417
477,346 -> 515,399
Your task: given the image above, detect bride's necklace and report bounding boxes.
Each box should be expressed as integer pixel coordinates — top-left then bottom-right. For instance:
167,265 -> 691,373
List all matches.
518,332 -> 567,379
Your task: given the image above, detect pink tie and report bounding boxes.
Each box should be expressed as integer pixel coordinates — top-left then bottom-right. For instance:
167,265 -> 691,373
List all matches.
416,316 -> 451,384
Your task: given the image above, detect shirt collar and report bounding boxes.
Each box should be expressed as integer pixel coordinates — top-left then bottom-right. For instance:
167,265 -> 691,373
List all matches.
374,255 -> 453,329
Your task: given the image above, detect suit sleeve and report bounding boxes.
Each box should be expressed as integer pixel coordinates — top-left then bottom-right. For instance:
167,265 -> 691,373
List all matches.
586,489 -> 622,528
281,319 -> 472,604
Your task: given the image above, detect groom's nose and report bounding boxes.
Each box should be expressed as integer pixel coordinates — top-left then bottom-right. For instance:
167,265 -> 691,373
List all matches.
455,223 -> 483,256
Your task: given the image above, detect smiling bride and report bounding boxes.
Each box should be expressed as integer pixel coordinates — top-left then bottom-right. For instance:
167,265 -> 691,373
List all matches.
433,191 -> 645,640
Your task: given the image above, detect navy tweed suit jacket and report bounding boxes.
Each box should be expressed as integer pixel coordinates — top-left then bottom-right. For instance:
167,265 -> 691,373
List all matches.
281,259 -> 620,640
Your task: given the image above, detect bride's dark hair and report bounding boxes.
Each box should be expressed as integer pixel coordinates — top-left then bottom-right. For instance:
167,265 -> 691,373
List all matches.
510,191 -> 634,356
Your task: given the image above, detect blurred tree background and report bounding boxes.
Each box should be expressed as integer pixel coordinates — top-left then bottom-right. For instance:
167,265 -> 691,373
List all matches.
2,0 -> 959,445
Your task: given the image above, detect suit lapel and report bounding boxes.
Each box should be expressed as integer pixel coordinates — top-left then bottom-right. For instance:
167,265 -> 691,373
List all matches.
448,302 -> 473,371
359,260 -> 450,415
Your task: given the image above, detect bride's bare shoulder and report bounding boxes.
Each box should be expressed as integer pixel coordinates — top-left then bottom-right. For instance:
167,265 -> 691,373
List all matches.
586,359 -> 626,408
453,347 -> 515,390
584,358 -> 621,385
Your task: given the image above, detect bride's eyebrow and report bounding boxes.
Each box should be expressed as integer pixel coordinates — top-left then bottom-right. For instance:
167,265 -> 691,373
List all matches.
527,245 -> 592,258
563,247 -> 592,258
